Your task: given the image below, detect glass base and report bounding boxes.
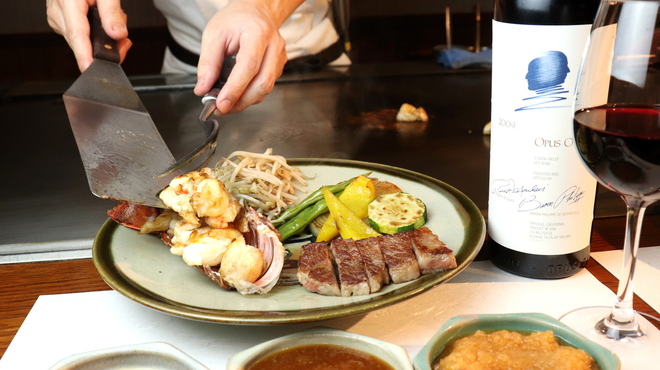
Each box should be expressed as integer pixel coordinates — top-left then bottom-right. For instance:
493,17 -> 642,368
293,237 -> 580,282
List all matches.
595,314 -> 645,340
560,306 -> 660,368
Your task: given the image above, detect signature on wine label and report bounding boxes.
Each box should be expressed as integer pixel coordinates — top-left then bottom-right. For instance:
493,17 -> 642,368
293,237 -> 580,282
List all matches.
492,179 -> 587,212
491,178 -> 546,196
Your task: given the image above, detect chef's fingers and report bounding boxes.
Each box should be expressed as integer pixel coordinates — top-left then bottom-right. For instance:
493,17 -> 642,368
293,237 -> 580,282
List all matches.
198,51 -> 263,115
194,29 -> 232,104
224,39 -> 287,114
46,0 -> 129,72
214,41 -> 270,114
47,0 -> 93,71
194,2 -> 287,114
195,27 -> 286,114
96,0 -> 129,41
116,38 -> 133,64
95,0 -> 131,64
46,0 -> 67,34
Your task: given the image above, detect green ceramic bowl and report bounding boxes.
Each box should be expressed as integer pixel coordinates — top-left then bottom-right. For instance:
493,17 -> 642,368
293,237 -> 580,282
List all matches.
413,313 -> 620,370
227,327 -> 413,370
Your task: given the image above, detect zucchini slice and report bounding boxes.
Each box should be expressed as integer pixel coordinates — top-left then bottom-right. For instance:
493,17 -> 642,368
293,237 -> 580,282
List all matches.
367,192 -> 427,234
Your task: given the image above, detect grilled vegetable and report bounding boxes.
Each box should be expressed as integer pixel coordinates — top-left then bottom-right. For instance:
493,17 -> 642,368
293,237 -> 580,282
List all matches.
272,173 -> 371,225
316,176 -> 376,242
277,198 -> 331,241
322,187 -> 381,240
367,192 -> 427,234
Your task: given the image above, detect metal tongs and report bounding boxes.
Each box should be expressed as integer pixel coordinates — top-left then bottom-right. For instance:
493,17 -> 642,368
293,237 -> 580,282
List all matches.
156,56 -> 237,178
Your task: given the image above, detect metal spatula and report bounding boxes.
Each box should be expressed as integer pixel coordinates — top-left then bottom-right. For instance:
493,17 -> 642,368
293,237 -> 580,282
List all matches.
63,8 -> 221,208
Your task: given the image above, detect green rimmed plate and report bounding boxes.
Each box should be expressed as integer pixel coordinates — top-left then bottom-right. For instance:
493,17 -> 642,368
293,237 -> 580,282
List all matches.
93,158 -> 485,324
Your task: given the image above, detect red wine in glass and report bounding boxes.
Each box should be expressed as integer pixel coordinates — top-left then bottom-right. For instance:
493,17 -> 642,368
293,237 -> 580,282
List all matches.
561,1 -> 660,365
574,104 -> 660,203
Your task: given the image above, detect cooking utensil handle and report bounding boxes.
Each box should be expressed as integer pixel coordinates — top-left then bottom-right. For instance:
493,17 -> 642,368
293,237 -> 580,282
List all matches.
200,55 -> 237,119
202,55 -> 237,98
88,7 -> 120,63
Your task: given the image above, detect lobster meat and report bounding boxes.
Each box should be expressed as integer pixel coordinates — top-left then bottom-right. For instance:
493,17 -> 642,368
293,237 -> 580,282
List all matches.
106,169 -> 286,295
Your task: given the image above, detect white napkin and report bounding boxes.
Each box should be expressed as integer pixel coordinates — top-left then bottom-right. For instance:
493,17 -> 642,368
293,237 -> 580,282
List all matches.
1,261 -> 625,370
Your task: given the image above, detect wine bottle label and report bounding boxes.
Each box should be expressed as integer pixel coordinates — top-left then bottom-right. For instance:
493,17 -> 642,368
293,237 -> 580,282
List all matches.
489,21 -> 597,255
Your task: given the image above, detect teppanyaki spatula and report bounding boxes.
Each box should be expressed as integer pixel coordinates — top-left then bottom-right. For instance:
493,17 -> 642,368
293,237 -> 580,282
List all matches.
63,7 -> 180,208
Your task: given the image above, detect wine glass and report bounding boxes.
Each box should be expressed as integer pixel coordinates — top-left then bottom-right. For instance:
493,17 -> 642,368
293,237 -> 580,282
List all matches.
559,0 -> 660,361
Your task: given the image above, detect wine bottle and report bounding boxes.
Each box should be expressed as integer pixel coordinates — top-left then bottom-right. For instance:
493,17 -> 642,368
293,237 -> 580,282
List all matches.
488,0 -> 600,278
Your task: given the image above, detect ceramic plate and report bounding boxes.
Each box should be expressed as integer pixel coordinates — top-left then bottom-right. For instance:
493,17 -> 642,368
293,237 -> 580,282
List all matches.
93,158 -> 485,324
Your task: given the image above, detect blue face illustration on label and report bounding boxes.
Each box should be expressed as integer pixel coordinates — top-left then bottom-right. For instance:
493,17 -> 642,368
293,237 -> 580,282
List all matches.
526,51 -> 570,90
516,51 -> 571,111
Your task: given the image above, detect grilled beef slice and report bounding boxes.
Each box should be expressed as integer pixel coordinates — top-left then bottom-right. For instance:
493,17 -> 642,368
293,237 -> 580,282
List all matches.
408,227 -> 458,273
354,237 -> 390,293
297,242 -> 341,296
330,238 -> 371,297
298,228 -> 456,296
376,232 -> 421,284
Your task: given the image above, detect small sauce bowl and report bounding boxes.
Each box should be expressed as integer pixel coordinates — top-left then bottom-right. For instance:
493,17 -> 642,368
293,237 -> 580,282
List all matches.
227,327 -> 413,370
413,313 -> 620,370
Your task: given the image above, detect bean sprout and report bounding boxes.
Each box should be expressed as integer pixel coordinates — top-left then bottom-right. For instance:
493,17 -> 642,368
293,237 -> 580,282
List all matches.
214,149 -> 312,219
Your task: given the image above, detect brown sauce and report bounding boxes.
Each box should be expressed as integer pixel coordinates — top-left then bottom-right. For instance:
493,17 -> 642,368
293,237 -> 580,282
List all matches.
247,344 -> 395,370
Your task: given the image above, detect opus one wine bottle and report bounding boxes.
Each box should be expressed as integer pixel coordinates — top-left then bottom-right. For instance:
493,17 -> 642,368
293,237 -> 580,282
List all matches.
488,0 -> 600,278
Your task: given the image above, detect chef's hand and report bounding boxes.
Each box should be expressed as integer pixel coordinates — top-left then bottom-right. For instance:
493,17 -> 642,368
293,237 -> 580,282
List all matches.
47,0 -> 132,72
193,0 -> 303,115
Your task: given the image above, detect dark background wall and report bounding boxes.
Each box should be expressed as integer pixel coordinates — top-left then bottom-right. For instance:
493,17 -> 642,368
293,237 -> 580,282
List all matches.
0,0 -> 493,83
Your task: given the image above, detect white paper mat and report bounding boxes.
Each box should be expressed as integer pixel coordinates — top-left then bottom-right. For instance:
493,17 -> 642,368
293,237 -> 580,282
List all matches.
0,260 -> 654,370
591,246 -> 660,316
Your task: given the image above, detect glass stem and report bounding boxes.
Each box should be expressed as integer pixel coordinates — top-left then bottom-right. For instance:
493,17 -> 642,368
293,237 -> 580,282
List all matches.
599,197 -> 647,339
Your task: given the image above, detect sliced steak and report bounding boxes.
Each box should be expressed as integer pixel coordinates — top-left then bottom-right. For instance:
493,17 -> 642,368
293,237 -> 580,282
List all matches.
355,237 -> 390,293
376,232 -> 420,283
330,238 -> 371,297
408,227 -> 457,274
297,242 -> 341,296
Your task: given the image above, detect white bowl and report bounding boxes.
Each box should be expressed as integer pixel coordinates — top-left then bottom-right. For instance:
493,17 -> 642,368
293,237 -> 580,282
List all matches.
227,327 -> 413,370
49,342 -> 208,370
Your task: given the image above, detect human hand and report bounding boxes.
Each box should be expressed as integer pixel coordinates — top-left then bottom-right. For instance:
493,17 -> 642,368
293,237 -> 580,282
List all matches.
47,0 -> 132,72
193,0 -> 302,115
